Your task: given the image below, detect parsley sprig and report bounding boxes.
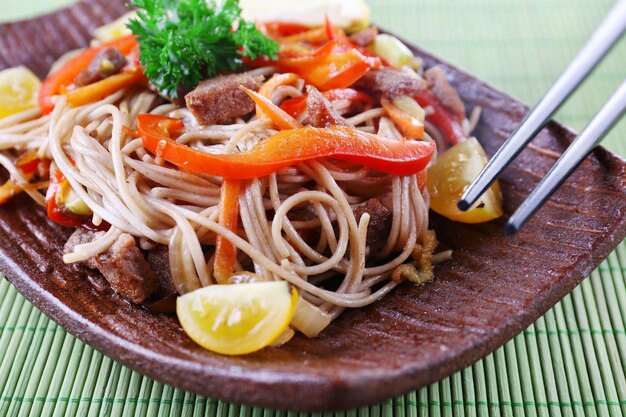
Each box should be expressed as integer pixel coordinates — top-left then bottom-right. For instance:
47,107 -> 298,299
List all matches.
128,0 -> 279,99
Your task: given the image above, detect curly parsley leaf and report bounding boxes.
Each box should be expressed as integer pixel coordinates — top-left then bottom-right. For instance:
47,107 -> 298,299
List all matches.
127,0 -> 279,100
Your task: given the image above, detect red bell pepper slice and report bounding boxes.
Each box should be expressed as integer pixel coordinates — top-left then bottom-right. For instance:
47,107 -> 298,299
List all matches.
15,150 -> 41,175
414,90 -> 466,145
274,40 -> 381,90
38,35 -> 139,114
262,21 -> 312,38
45,168 -> 104,230
280,88 -> 375,118
137,114 -> 435,179
45,169 -> 84,228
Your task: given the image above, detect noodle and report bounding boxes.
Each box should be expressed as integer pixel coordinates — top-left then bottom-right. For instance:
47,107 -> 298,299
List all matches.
0,61 -> 450,335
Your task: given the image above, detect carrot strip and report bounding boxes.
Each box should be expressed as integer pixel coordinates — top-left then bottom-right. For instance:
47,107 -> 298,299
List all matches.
278,26 -> 328,45
0,179 -> 25,205
381,97 -> 425,140
38,35 -> 138,114
256,72 -> 300,120
66,70 -> 146,108
214,179 -> 241,284
241,87 -> 302,130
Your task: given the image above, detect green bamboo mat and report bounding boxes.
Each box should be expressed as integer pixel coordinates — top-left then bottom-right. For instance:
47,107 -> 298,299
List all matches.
1,0 -> 626,416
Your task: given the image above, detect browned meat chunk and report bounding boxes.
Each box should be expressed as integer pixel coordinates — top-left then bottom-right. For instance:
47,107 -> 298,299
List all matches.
352,198 -> 392,250
185,72 -> 264,125
64,229 -> 159,304
424,66 -> 465,121
354,67 -> 426,98
73,47 -> 127,87
144,244 -> 177,312
349,26 -> 378,47
305,85 -> 350,128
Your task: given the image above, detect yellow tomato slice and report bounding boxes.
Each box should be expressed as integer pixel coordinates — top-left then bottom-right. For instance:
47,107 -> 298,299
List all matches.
427,137 -> 503,223
0,66 -> 41,119
177,281 -> 298,355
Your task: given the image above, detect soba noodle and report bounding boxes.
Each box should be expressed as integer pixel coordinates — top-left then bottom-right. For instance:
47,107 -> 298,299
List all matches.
0,62 -> 455,335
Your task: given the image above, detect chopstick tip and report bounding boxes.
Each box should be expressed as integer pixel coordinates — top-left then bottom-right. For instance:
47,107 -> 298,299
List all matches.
457,199 -> 471,211
505,220 -> 520,235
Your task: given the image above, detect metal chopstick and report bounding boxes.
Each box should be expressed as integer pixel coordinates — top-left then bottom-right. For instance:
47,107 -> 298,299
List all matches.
505,79 -> 626,233
457,0 -> 626,212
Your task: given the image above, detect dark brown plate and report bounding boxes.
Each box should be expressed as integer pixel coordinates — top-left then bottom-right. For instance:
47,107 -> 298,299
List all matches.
1,0 -> 625,411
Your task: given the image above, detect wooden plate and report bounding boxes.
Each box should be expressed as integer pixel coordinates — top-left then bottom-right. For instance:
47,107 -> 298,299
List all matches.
1,0 -> 625,411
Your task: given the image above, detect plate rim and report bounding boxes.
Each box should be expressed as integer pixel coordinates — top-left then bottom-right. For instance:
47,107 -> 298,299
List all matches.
1,0 -> 625,411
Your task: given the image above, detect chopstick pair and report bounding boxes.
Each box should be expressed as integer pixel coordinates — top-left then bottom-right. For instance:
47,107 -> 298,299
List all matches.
457,0 -> 626,234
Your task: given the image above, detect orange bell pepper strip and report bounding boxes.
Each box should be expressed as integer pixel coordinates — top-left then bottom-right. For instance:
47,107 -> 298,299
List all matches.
258,73 -> 300,99
214,179 -> 241,284
273,18 -> 346,45
38,35 -> 139,114
241,87 -> 302,130
137,114 -> 436,179
274,40 -> 381,90
278,26 -> 328,45
0,179 -> 26,205
256,73 -> 301,120
414,90 -> 466,145
66,70 -> 146,108
262,21 -> 312,38
381,97 -> 425,140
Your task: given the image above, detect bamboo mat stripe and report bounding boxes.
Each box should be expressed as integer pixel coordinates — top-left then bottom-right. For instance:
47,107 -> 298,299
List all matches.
0,0 -> 626,416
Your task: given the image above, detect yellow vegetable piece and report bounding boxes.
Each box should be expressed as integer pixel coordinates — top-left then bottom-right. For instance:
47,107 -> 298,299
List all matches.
427,137 -> 503,224
177,281 -> 299,355
392,95 -> 425,123
368,34 -> 420,69
93,12 -> 136,42
0,66 -> 41,119
58,178 -> 92,217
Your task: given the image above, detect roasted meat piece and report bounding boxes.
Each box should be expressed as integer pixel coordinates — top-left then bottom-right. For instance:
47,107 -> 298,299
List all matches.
185,72 -> 264,125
